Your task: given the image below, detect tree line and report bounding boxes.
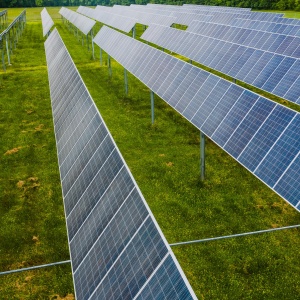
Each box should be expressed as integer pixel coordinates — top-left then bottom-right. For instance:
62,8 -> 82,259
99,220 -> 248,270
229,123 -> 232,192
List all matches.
1,0 -> 300,11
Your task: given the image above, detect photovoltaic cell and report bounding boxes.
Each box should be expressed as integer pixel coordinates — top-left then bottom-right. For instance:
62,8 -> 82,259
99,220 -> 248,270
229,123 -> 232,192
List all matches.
94,26 -> 300,212
41,7 -> 54,37
59,7 -> 96,35
45,28 -> 197,300
141,24 -> 300,105
77,6 -> 137,33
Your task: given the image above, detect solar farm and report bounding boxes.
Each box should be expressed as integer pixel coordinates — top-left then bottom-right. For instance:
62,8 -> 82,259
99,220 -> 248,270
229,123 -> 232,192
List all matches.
1,5 -> 300,299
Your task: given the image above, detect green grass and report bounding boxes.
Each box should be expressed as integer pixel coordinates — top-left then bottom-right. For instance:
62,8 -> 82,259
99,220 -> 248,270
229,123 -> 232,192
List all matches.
1,7 -> 300,299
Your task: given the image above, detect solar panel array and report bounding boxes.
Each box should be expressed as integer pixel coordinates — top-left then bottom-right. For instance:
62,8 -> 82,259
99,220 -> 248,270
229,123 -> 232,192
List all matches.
182,4 -> 251,11
94,26 -> 300,212
104,5 -> 177,27
230,18 -> 300,34
187,21 -> 300,59
123,4 -> 283,26
129,5 -> 214,26
141,24 -> 300,105
41,7 -> 54,37
0,9 -> 7,17
78,6 -> 137,33
59,7 -> 95,35
44,27 -> 197,300
143,4 -> 284,21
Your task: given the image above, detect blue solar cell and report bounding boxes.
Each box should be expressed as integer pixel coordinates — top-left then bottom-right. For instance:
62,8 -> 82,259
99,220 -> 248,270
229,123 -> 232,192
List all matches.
175,72 -> 210,114
254,114 -> 300,187
191,80 -> 231,128
182,74 -> 220,120
66,150 -> 124,237
89,218 -> 168,300
168,67 -> 200,108
224,97 -> 276,158
221,45 -> 246,73
285,76 -> 300,104
212,90 -> 258,147
261,57 -> 295,93
274,154 -> 300,207
156,60 -> 186,98
59,118 -> 105,180
227,47 -> 255,78
163,63 -> 193,104
136,255 -> 194,300
201,84 -> 243,136
235,49 -> 263,81
252,55 -> 284,88
147,55 -> 174,90
151,59 -> 178,92
238,106 -> 296,171
243,52 -> 274,85
73,188 -> 149,299
62,135 -> 115,196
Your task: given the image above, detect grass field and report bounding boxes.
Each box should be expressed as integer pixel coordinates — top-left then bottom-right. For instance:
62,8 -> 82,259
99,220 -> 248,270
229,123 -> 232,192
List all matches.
1,7 -> 300,299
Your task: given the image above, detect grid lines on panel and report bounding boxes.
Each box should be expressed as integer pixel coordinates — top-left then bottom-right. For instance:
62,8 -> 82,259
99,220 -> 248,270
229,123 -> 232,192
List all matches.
59,6 -> 96,35
141,24 -> 300,105
41,7 -> 54,37
94,26 -> 300,212
44,28 -> 197,300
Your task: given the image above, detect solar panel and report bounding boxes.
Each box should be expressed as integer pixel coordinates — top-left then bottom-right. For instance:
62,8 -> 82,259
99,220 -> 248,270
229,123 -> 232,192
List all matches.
44,28 -> 197,300
59,7 -> 95,35
182,4 -> 251,11
187,21 -> 300,59
229,18 -> 300,36
78,6 -> 137,33
141,24 -> 300,105
146,4 -> 283,20
41,7 -> 54,37
97,5 -> 176,27
94,26 -> 300,212
0,9 -> 7,17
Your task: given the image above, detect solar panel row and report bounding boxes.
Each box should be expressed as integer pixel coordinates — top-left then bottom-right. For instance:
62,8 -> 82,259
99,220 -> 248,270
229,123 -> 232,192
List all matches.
0,9 -> 7,17
142,4 -> 284,20
182,4 -> 251,11
45,27 -> 197,300
94,26 -> 300,212
230,18 -> 300,35
127,4 -> 282,25
59,7 -> 95,35
103,5 -> 177,27
187,21 -> 300,59
78,6 -> 136,33
41,7 -> 54,37
141,24 -> 300,105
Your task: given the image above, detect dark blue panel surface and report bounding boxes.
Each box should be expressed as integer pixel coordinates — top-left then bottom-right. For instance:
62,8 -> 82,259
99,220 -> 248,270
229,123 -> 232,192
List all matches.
238,106 -> 296,171
224,98 -> 276,158
254,114 -> 300,187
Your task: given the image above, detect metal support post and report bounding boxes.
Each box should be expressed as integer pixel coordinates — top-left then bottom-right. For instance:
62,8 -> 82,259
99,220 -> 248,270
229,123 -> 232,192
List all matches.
124,68 -> 128,95
100,48 -> 102,66
189,59 -> 193,65
233,78 -> 236,83
91,31 -> 95,59
150,90 -> 155,124
5,34 -> 11,66
1,46 -> 6,71
108,55 -> 112,77
132,25 -> 136,39
200,131 -> 206,181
